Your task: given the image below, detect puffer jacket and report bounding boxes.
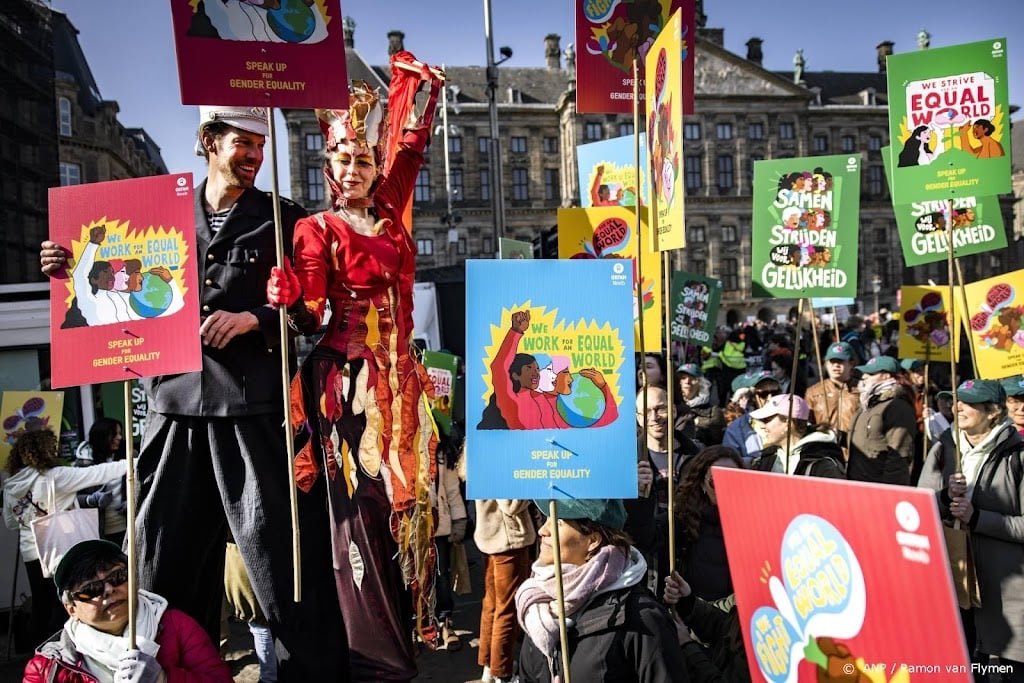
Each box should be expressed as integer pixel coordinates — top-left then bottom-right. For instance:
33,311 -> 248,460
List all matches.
846,382 -> 917,484
918,424 -> 1024,662
23,609 -> 232,683
518,581 -> 687,682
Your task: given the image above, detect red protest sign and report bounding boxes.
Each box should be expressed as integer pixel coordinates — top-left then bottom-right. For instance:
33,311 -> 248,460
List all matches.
169,0 -> 348,108
48,174 -> 201,389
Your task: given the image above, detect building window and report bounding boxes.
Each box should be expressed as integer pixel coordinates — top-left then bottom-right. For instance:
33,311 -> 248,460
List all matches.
544,168 -> 559,201
584,122 -> 603,141
619,123 -> 634,137
812,134 -> 829,152
304,133 -> 323,151
510,136 -> 527,153
716,123 -> 733,140
684,155 -> 702,191
874,226 -> 887,243
748,122 -> 764,140
478,136 -> 490,154
414,168 -> 431,202
450,168 -> 464,201
456,237 -> 468,255
869,134 -> 882,151
841,135 -> 856,153
684,123 -> 701,140
721,258 -> 739,290
779,122 -> 795,139
416,238 -> 433,256
306,167 -> 324,202
448,136 -> 462,154
58,97 -> 72,137
689,226 -> 706,243
868,165 -> 884,196
748,154 -> 763,184
482,235 -> 494,255
721,225 -> 737,243
543,137 -> 559,154
511,167 -> 529,200
691,259 -> 706,276
59,162 -> 81,186
717,155 -> 734,192
480,169 -> 491,201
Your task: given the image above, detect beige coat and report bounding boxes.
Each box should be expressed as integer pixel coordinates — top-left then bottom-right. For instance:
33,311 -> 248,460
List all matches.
435,462 -> 467,537
473,499 -> 536,555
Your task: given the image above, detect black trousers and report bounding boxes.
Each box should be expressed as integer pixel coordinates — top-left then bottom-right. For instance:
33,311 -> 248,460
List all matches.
134,411 -> 347,681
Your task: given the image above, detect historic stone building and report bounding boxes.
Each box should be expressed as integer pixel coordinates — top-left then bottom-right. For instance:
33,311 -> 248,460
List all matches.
283,17 -> 1021,319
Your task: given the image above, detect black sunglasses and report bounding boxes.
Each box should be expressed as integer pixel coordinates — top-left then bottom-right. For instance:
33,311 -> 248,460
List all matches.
68,566 -> 129,602
755,389 -> 781,399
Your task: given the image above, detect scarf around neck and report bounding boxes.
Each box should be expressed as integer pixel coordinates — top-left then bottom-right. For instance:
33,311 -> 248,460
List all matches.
959,419 -> 1014,494
859,377 -> 899,409
66,589 -> 167,676
515,546 -> 646,680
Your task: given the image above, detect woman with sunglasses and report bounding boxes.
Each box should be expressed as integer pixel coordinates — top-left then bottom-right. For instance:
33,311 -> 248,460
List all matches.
722,372 -> 782,465
23,539 -> 231,683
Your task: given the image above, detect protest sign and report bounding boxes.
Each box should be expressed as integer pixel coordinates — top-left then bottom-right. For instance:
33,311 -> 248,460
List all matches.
669,271 -> 721,347
48,174 -> 200,388
465,259 -> 636,500
577,134 -> 648,209
962,269 -> 1024,379
422,350 -> 459,436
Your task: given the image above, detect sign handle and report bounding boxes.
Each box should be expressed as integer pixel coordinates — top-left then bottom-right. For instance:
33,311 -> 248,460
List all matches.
664,253 -> 676,575
124,379 -> 138,648
549,500 -> 573,683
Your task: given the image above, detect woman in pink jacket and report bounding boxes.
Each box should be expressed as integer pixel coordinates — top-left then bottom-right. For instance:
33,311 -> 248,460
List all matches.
23,540 -> 231,683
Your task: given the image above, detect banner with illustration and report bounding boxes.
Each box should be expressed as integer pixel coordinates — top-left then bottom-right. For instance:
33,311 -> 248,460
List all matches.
962,269 -> 1024,379
422,350 -> 459,436
557,207 -> 662,350
577,134 -> 648,209
670,271 -> 721,347
170,0 -> 348,108
644,8 -> 685,252
716,468 -> 969,683
886,38 -> 1011,204
882,147 -> 1007,266
898,286 -> 955,362
752,155 -> 861,299
575,0 -> 694,115
465,259 -> 636,500
499,237 -> 534,259
48,174 -> 201,389
1,391 -> 65,471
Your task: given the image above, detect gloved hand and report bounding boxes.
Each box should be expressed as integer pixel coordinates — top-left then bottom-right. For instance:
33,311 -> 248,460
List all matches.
266,258 -> 301,308
113,649 -> 164,683
448,518 -> 468,545
84,490 -> 113,509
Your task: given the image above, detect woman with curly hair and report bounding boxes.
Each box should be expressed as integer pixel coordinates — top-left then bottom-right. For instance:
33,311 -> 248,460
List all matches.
2,428 -> 127,644
670,445 -> 743,601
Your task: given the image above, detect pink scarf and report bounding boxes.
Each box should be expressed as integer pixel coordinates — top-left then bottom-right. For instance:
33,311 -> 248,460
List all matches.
860,378 -> 898,410
515,546 -> 628,679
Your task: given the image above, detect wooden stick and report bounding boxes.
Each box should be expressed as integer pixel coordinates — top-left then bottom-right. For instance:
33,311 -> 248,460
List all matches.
664,253 -> 675,575
267,109 -> 302,602
124,379 -> 137,648
783,299 -> 804,472
953,258 -> 980,378
632,56 -> 652,499
807,300 -> 827,414
393,59 -> 446,81
549,501 -> 573,683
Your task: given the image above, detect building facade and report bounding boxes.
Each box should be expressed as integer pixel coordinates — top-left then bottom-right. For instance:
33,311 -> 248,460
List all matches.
283,17 -> 1022,320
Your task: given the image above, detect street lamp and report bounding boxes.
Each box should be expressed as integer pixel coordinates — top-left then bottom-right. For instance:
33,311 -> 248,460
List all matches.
870,273 -> 882,321
484,0 -> 512,257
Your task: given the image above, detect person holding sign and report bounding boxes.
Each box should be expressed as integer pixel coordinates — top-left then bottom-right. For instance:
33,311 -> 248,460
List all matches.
515,498 -> 687,683
40,105 -> 339,680
22,540 -> 231,683
266,52 -> 444,680
918,380 -> 1024,676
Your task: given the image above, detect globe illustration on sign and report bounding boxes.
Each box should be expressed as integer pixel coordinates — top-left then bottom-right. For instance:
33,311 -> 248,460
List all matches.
267,0 -> 317,43
555,375 -> 606,427
129,274 -> 173,318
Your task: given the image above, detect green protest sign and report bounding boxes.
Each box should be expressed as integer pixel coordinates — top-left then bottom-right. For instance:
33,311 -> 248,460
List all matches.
670,272 -> 721,347
421,350 -> 459,435
752,155 -> 860,298
882,146 -> 1007,266
886,38 -> 1010,204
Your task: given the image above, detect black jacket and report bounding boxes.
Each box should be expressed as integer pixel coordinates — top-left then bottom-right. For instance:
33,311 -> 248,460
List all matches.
518,583 -> 689,683
143,182 -> 306,417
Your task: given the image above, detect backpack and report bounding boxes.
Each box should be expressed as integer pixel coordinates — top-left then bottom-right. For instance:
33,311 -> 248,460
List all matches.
793,441 -> 847,479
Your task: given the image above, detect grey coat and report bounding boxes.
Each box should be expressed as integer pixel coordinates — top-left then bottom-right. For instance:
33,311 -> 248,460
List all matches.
918,424 -> 1024,661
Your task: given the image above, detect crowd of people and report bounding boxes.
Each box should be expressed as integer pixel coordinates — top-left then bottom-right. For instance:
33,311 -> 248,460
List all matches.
4,48 -> 1022,683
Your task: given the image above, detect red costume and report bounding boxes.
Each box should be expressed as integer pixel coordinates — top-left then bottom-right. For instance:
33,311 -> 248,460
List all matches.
283,54 -> 441,681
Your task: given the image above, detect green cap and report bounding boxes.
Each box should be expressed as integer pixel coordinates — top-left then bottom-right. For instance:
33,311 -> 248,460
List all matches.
900,358 -> 926,372
955,379 -> 1006,405
676,363 -> 703,378
856,356 -> 901,375
1000,375 -> 1024,398
824,342 -> 854,361
534,498 -> 627,530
